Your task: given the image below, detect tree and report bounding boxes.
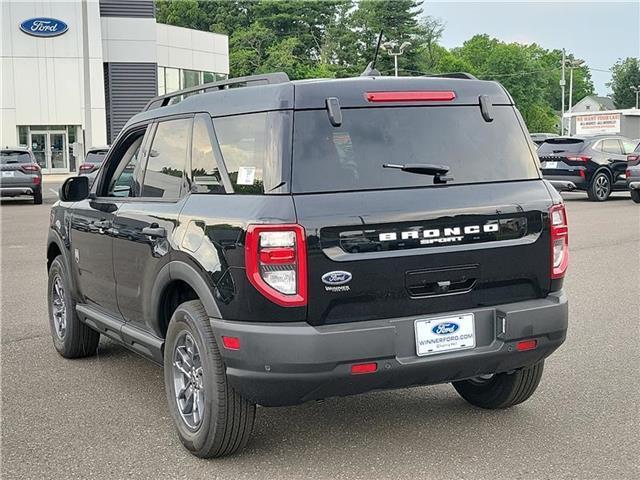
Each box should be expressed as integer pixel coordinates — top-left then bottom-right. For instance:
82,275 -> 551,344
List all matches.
609,57 -> 640,108
535,48 -> 594,111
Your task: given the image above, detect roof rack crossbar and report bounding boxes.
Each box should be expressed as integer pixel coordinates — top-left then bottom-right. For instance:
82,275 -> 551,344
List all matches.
143,72 -> 290,111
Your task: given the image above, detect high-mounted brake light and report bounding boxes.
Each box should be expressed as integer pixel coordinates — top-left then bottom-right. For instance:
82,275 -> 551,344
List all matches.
549,204 -> 569,279
366,91 -> 456,103
78,163 -> 95,172
245,224 -> 307,307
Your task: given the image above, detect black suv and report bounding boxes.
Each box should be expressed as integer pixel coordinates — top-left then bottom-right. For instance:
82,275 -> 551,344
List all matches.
47,73 -> 569,458
539,135 -> 637,201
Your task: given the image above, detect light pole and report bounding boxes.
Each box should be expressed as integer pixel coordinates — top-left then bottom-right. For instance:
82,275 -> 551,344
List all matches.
560,49 -> 566,134
567,58 -> 584,136
631,85 -> 640,109
380,40 -> 411,77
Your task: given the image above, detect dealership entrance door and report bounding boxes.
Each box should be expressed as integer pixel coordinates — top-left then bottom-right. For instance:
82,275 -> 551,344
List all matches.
29,130 -> 68,173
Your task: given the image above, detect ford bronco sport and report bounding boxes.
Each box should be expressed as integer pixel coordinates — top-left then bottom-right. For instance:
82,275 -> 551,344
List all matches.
47,73 -> 569,458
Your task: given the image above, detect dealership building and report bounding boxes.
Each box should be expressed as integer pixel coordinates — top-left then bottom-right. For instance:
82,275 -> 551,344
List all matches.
1,0 -> 229,174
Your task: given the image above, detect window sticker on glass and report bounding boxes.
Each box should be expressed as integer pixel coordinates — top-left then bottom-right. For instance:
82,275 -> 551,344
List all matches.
236,166 -> 256,185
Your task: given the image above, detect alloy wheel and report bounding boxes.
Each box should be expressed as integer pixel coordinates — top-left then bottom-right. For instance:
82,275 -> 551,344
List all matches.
172,332 -> 205,430
594,174 -> 610,200
51,275 -> 67,339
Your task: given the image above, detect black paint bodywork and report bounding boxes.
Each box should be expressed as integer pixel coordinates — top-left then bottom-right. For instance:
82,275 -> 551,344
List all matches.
47,75 -> 567,403
539,135 -> 632,192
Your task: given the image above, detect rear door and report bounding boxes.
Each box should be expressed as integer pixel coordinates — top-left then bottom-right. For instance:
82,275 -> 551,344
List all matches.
291,105 -> 554,326
599,138 -> 631,186
112,116 -> 192,328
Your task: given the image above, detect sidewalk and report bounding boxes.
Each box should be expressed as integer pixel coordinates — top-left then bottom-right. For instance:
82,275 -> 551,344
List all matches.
42,173 -> 74,184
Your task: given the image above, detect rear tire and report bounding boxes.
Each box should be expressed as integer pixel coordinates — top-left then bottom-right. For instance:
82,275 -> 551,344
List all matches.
587,172 -> 611,201
631,189 -> 640,204
47,256 -> 100,358
33,189 -> 43,205
164,300 -> 255,458
452,361 -> 544,409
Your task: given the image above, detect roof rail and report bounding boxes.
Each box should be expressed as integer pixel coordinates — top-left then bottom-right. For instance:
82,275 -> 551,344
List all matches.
143,72 -> 290,111
424,72 -> 477,80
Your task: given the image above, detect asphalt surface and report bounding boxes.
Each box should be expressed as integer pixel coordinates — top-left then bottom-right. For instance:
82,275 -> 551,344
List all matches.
1,186 -> 639,480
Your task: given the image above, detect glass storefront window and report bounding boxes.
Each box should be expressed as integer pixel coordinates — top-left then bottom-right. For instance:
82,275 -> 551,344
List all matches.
67,125 -> 78,171
158,66 -> 165,95
165,67 -> 180,94
158,67 -> 227,94
18,126 -> 28,146
182,69 -> 201,89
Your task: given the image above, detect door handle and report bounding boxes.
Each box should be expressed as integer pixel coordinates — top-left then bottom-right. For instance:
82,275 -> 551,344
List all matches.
142,226 -> 166,238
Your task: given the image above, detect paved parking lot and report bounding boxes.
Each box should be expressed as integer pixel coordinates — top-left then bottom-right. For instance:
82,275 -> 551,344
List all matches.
1,187 -> 638,480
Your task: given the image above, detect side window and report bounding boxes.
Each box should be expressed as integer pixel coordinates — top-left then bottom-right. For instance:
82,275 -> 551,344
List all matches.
621,139 -> 637,155
103,129 -> 147,198
600,139 -> 622,154
191,116 -> 225,193
213,113 -> 267,194
141,118 -> 191,199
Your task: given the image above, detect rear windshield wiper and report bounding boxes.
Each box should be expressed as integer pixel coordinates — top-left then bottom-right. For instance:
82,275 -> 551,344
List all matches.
383,163 -> 453,184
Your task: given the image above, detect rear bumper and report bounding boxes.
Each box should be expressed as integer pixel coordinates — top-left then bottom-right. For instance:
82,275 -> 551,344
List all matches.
0,186 -> 37,196
544,174 -> 588,191
211,292 -> 568,406
547,179 -> 577,192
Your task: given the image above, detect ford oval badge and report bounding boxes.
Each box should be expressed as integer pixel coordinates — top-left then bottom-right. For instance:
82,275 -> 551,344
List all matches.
322,271 -> 352,286
432,322 -> 459,335
20,18 -> 68,38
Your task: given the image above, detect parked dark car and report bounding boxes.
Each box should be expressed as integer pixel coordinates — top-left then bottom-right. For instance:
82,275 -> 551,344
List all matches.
626,141 -> 640,203
47,73 -> 569,458
78,146 -> 109,183
539,135 -> 638,201
0,147 -> 43,204
530,132 -> 559,146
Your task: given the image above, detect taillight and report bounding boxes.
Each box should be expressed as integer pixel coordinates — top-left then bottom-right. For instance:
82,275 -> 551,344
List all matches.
366,91 -> 456,102
78,163 -> 94,172
549,204 -> 569,279
245,224 -> 307,307
626,169 -> 632,178
628,154 -> 640,166
565,155 -> 591,162
20,164 -> 40,173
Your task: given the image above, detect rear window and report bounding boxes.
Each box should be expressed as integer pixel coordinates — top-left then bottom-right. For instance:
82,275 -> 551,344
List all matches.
85,151 -> 107,164
1,151 -> 31,164
292,106 -> 539,193
537,139 -> 585,155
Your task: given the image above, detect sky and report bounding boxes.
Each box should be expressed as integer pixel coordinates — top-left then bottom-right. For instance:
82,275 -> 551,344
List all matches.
424,1 -> 640,96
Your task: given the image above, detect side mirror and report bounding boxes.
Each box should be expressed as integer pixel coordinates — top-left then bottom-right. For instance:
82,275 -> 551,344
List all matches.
59,176 -> 89,202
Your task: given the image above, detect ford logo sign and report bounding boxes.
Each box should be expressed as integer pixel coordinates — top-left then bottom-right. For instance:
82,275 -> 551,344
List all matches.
432,322 -> 459,335
20,18 -> 68,38
322,271 -> 352,286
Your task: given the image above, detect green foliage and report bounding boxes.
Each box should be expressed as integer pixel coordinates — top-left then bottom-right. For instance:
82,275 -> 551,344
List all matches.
155,1 -> 602,132
609,57 -> 640,108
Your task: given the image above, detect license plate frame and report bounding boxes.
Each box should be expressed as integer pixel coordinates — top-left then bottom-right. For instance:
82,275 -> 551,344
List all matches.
414,313 -> 476,357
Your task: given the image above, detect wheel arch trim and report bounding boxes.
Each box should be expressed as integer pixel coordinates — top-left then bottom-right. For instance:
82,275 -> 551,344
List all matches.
150,261 -> 222,336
